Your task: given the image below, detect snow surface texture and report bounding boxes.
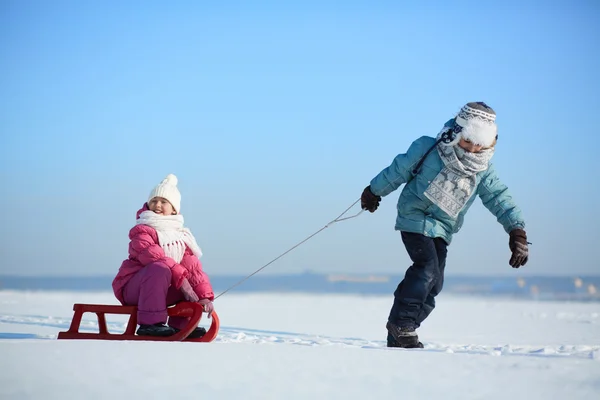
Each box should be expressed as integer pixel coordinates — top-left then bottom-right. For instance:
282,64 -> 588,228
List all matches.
1,291 -> 599,399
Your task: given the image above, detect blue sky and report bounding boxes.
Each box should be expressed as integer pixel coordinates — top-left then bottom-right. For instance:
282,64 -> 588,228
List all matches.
1,0 -> 598,277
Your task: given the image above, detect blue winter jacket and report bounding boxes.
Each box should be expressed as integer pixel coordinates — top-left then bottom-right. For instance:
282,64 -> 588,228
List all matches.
369,136 -> 525,244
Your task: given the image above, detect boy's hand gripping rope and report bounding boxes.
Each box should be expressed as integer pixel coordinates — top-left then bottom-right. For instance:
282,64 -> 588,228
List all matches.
214,199 -> 363,300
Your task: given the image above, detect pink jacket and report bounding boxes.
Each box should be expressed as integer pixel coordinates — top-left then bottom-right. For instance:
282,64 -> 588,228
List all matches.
112,204 -> 214,304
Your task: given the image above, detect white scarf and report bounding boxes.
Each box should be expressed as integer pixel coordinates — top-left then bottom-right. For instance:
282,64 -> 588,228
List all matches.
136,211 -> 203,263
424,129 -> 494,218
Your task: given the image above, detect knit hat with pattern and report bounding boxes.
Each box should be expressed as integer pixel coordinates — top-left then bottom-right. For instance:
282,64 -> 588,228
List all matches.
452,102 -> 498,147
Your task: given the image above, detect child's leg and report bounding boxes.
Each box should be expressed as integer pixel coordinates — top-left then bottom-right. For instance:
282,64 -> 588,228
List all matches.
165,287 -> 193,330
388,232 -> 442,329
123,262 -> 171,325
415,237 -> 448,327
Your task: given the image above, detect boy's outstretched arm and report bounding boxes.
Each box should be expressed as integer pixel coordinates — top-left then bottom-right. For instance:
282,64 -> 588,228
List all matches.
477,164 -> 529,267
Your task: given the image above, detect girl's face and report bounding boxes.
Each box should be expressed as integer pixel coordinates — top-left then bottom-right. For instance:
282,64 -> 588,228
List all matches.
458,138 -> 485,153
148,197 -> 176,215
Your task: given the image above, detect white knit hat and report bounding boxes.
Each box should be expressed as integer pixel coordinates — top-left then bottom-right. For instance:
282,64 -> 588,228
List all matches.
148,174 -> 181,214
453,102 -> 498,147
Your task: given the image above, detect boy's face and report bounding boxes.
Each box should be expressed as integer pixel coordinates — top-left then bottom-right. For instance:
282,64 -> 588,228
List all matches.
458,138 -> 485,153
148,197 -> 176,215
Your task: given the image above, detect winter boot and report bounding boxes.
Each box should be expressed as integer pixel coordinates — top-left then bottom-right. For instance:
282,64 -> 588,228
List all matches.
136,323 -> 177,337
386,322 -> 424,349
173,326 -> 207,339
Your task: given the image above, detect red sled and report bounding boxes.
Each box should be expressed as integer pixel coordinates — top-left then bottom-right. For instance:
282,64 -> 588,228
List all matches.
57,302 -> 219,342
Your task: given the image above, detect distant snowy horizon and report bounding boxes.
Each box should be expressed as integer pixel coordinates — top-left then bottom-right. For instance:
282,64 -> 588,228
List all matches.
3,270 -> 600,277
2,273 -> 599,303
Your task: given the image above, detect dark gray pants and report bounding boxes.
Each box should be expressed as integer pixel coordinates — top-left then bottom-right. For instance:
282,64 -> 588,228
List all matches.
388,231 -> 448,329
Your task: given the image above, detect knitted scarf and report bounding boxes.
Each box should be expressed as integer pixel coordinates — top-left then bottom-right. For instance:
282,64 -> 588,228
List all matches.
423,129 -> 494,218
136,211 -> 203,263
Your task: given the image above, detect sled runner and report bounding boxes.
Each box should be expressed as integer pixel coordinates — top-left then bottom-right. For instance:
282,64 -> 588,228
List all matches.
57,301 -> 219,342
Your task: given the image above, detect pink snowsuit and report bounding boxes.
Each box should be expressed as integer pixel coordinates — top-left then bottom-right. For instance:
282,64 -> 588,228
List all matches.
112,204 -> 214,328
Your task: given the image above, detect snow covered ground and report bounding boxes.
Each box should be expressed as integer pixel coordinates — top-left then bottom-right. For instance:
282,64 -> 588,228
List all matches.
1,290 -> 599,399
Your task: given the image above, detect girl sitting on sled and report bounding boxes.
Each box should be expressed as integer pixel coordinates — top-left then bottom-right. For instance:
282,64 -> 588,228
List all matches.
112,174 -> 215,338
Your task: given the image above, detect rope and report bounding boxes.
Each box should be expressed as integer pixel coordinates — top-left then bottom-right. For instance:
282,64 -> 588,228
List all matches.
213,199 -> 363,300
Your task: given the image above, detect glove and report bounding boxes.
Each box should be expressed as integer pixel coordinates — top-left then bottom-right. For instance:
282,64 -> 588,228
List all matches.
361,185 -> 381,213
199,299 -> 214,318
180,278 -> 200,302
509,229 -> 529,268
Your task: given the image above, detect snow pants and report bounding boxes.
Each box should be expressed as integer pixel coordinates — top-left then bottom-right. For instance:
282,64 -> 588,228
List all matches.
122,262 -> 192,330
388,231 -> 448,329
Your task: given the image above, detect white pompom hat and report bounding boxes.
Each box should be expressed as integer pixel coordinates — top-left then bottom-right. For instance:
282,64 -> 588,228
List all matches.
454,102 -> 498,147
148,174 -> 181,214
